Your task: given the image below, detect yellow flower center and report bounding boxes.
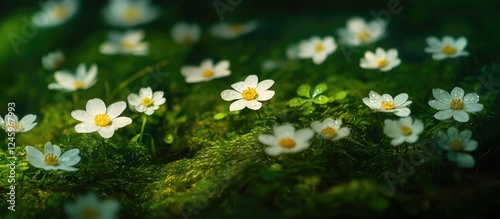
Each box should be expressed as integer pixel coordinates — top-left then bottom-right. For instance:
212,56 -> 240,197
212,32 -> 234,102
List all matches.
123,7 -> 139,21
94,114 -> 111,127
141,97 -> 153,107
121,40 -> 135,50
241,87 -> 257,100
279,138 -> 296,149
449,99 -> 464,110
380,100 -> 395,110
202,69 -> 214,78
314,43 -> 324,53
357,30 -> 371,43
230,24 -> 243,34
44,153 -> 58,166
6,122 -> 23,132
182,35 -> 193,44
52,5 -> 67,20
72,81 -> 86,89
450,139 -> 464,151
320,127 -> 337,139
441,45 -> 457,56
377,59 -> 388,68
400,126 -> 412,136
80,207 -> 100,219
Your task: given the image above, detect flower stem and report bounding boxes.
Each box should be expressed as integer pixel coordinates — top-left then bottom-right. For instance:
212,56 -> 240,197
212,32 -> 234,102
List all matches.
139,115 -> 147,142
256,110 -> 263,119
41,171 -> 48,181
108,59 -> 168,102
102,138 -> 108,147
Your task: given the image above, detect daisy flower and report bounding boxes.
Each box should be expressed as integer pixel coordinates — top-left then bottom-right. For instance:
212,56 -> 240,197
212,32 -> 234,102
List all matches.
209,20 -> 258,39
127,87 -> 166,115
102,0 -> 160,27
425,36 -> 469,60
48,63 -> 98,92
99,30 -> 149,56
32,0 -> 79,28
181,59 -> 231,83
25,142 -> 80,171
428,87 -> 483,122
337,17 -> 386,46
65,192 -> 119,219
298,36 -> 337,64
171,22 -> 201,44
360,48 -> 401,72
258,124 -> 314,156
221,75 -> 275,111
71,98 -> 132,139
42,50 -> 65,71
437,127 -> 477,168
383,117 -> 424,146
363,91 -> 412,117
310,118 -> 350,141
0,114 -> 37,133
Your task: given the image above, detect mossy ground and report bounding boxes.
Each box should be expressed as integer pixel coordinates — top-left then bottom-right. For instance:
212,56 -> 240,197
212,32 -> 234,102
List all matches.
1,0 -> 500,218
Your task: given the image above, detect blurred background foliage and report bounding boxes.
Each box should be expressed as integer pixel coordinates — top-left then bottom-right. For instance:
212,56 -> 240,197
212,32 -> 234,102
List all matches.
1,0 -> 499,218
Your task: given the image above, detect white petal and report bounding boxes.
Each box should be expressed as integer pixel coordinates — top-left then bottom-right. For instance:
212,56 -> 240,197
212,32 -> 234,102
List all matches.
255,80 -> 274,92
98,127 -> 115,138
75,123 -> 100,133
127,93 -> 141,106
244,75 -> 259,88
106,101 -> 126,119
393,108 -> 411,117
455,153 -> 475,168
391,137 -> 405,146
221,89 -> 242,101
464,140 -> 478,152
463,103 -> 483,113
256,90 -> 275,101
110,117 -> 132,128
25,146 -> 46,168
310,121 -> 325,133
86,98 -> 106,117
265,147 -> 282,156
428,100 -> 450,110
258,134 -> 276,146
434,109 -> 453,120
246,100 -> 262,110
58,149 -> 81,167
139,87 -> 153,99
393,93 -> 408,106
450,87 -> 465,99
463,93 -> 479,104
229,99 -> 247,111
452,110 -> 469,122
71,110 -> 93,122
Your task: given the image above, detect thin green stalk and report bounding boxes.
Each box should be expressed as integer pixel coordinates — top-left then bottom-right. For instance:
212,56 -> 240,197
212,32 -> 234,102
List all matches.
108,60 -> 168,102
72,92 -> 79,104
139,114 -> 147,142
41,171 -> 48,181
256,110 -> 263,119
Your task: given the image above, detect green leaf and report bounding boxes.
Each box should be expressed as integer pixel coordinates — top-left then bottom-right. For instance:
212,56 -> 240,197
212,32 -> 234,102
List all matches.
214,112 -> 228,120
289,97 -> 308,107
313,95 -> 329,104
297,84 -> 311,98
302,104 -> 316,115
129,134 -> 141,143
334,91 -> 348,100
312,83 -> 328,97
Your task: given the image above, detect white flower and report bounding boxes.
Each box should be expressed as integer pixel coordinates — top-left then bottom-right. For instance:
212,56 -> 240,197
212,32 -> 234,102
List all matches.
42,50 -> 65,70
425,36 -> 469,60
127,87 -> 166,115
337,17 -> 386,46
298,36 -> 337,64
25,142 -> 80,171
48,63 -> 98,92
65,192 -> 119,219
99,30 -> 149,56
258,124 -> 314,156
363,91 -> 412,117
209,20 -> 258,39
181,59 -> 231,83
428,87 -> 483,122
383,117 -> 424,146
360,48 -> 401,72
221,75 -> 275,111
71,98 -> 132,139
0,114 -> 37,133
171,22 -> 201,44
310,118 -> 350,141
102,0 -> 160,27
438,127 -> 477,168
32,0 -> 79,28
